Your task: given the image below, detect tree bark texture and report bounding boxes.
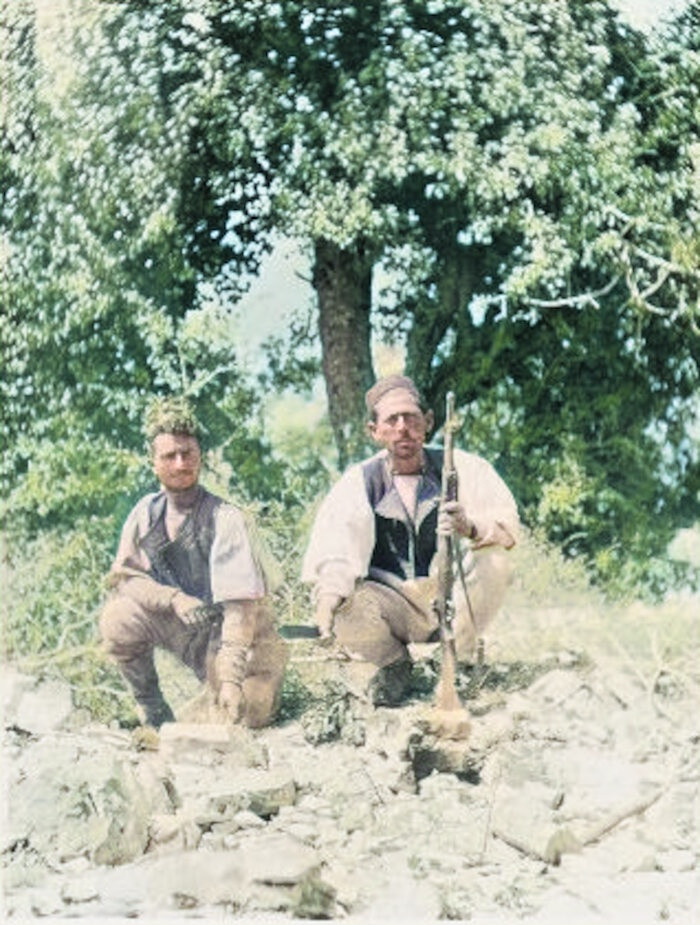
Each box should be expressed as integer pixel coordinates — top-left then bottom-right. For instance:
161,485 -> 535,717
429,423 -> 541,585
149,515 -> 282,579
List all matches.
406,245 -> 477,420
313,237 -> 375,469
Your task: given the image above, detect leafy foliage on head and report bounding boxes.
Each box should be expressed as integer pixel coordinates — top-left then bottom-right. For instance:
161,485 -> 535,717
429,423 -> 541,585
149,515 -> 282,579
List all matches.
143,395 -> 200,449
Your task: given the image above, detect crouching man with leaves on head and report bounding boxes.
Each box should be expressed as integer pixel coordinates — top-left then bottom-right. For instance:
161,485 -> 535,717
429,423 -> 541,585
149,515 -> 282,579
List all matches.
99,396 -> 287,729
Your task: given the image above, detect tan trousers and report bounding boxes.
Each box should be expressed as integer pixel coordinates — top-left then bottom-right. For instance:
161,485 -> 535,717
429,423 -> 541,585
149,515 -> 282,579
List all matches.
334,548 -> 514,668
99,593 -> 287,728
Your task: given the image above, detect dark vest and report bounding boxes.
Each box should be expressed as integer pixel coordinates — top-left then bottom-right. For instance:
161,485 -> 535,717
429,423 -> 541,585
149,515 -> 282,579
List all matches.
362,448 -> 443,580
138,487 -> 223,603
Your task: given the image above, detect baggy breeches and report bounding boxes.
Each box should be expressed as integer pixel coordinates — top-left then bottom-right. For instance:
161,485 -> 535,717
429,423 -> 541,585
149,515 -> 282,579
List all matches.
99,593 -> 287,728
333,548 -> 514,667
100,596 -> 212,680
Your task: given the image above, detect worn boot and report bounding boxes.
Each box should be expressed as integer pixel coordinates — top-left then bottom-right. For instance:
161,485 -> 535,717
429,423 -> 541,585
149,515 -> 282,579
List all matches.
368,656 -> 413,706
141,698 -> 175,729
119,651 -> 175,728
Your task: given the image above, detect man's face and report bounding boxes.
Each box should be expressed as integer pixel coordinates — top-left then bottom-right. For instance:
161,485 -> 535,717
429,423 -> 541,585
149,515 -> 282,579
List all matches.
151,433 -> 201,493
368,388 -> 433,468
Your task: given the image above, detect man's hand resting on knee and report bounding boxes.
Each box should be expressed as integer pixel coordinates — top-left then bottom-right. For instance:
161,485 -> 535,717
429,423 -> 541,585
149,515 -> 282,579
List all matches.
171,590 -> 210,625
315,593 -> 343,638
218,680 -> 244,722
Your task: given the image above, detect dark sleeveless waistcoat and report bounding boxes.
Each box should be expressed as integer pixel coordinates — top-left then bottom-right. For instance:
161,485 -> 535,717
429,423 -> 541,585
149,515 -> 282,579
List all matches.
362,448 -> 443,580
138,487 -> 223,603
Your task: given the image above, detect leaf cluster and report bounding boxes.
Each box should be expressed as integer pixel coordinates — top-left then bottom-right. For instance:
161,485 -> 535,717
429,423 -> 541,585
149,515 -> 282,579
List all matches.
2,0 -> 699,610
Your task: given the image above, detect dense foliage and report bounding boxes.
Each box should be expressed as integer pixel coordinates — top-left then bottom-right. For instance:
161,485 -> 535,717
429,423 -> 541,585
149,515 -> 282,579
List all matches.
2,0 -> 699,707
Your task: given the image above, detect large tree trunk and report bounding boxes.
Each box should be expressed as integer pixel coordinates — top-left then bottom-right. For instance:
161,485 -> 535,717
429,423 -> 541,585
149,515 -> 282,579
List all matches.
406,245 -> 478,420
313,237 -> 375,469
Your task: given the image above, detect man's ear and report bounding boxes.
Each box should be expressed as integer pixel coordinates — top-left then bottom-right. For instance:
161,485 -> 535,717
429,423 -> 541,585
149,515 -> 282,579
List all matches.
424,409 -> 435,436
366,420 -> 378,443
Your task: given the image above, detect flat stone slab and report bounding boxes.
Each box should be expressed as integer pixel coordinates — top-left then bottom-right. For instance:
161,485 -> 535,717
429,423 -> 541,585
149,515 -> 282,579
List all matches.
3,672 -> 73,735
158,721 -> 266,760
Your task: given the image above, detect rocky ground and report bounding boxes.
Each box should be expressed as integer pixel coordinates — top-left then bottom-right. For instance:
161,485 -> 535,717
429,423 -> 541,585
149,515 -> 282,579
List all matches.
2,582 -> 698,924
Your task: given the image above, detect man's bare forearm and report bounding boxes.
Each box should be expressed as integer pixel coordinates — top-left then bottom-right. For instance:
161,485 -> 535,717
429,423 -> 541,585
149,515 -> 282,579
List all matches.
216,601 -> 256,683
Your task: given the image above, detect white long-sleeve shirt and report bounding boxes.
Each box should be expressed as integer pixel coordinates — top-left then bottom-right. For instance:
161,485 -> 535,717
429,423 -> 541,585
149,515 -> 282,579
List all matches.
301,447 -> 519,600
110,489 -> 266,604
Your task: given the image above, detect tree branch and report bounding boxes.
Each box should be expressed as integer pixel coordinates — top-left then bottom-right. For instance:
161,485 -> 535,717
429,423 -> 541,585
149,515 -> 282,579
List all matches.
188,363 -> 236,394
627,242 -> 700,281
524,275 -> 621,310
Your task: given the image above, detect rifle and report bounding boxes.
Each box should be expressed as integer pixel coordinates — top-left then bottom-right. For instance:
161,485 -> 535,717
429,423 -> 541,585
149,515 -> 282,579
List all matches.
432,391 -> 464,712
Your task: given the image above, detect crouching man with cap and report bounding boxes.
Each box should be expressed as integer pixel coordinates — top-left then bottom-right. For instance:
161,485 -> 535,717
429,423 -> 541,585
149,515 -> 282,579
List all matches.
99,397 -> 287,729
302,375 -> 519,701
